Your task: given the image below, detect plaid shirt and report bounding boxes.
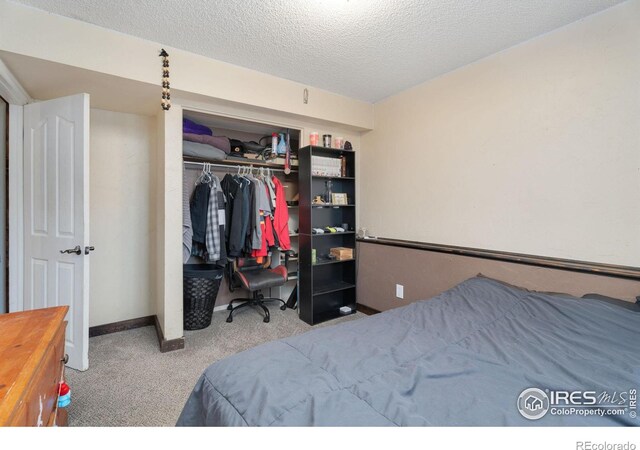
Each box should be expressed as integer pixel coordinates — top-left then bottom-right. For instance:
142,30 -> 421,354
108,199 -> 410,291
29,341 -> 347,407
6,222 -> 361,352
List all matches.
205,177 -> 221,262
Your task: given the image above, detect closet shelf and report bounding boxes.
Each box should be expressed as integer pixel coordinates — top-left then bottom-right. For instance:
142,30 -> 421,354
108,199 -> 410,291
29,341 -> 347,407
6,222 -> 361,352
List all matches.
312,175 -> 355,180
313,258 -> 355,266
313,281 -> 356,296
183,156 -> 299,172
287,272 -> 299,281
281,257 -> 299,262
308,145 -> 355,154
312,304 -> 357,324
312,204 -> 355,208
312,232 -> 355,237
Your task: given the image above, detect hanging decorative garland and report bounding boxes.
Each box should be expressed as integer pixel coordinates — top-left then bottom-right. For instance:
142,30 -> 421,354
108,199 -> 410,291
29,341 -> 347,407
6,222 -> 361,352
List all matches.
159,49 -> 171,110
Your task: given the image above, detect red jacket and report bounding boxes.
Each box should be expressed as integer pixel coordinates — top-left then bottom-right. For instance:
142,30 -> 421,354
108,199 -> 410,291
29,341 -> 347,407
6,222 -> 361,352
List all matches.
271,176 -> 291,250
251,184 -> 277,258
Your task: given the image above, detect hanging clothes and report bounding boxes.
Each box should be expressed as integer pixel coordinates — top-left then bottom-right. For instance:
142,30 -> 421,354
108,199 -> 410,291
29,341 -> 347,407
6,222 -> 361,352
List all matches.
246,176 -> 259,252
204,176 -> 221,262
220,174 -> 235,242
215,181 -> 228,267
250,177 -> 262,250
182,168 -> 194,263
271,176 -> 291,251
240,176 -> 252,254
196,167 -> 291,260
184,164 -> 229,266
221,174 -> 246,257
266,176 -> 277,210
264,175 -> 279,249
251,214 -> 267,257
251,181 -> 277,257
250,177 -> 272,250
190,182 -> 210,246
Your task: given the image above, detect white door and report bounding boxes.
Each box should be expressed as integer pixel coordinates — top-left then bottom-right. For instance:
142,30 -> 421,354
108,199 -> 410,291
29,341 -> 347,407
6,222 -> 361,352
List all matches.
23,94 -> 90,371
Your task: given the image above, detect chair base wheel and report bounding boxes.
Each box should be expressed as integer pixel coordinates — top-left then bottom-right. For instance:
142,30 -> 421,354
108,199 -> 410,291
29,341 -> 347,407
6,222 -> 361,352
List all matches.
226,316 -> 233,323
280,304 -> 287,310
263,316 -> 270,323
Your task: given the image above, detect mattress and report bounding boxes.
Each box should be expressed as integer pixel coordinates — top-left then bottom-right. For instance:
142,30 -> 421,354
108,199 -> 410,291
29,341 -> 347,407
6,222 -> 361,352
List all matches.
177,276 -> 640,426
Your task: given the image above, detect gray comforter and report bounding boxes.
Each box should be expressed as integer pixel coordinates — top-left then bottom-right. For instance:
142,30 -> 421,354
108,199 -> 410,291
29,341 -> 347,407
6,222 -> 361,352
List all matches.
177,277 -> 640,426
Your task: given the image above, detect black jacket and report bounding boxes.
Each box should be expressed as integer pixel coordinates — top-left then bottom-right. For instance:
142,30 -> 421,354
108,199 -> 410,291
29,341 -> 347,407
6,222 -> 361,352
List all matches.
221,174 -> 245,257
190,183 -> 210,245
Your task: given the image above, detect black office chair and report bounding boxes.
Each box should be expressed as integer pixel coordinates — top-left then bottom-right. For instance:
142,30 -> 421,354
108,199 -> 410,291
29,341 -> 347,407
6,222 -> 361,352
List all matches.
226,255 -> 288,323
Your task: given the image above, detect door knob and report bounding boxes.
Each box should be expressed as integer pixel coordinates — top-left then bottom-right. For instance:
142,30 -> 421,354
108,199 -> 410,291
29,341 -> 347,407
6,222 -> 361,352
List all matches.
60,245 -> 82,255
85,246 -> 95,255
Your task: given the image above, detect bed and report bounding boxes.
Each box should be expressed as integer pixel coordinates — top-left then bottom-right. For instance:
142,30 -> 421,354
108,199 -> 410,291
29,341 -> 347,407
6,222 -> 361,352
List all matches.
176,276 -> 640,426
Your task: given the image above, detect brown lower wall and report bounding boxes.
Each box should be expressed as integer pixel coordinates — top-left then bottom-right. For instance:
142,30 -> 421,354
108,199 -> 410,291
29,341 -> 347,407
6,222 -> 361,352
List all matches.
356,241 -> 640,312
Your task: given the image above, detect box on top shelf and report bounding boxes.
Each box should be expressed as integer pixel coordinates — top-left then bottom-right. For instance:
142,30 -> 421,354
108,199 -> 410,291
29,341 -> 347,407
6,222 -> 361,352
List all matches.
311,155 -> 341,177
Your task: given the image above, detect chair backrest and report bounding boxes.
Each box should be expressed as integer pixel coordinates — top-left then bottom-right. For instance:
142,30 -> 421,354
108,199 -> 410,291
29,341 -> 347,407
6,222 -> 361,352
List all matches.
226,255 -> 274,292
233,255 -> 272,272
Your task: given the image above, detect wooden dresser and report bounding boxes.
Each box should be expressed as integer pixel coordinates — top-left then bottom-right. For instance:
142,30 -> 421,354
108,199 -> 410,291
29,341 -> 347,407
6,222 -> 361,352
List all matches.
0,306 -> 69,427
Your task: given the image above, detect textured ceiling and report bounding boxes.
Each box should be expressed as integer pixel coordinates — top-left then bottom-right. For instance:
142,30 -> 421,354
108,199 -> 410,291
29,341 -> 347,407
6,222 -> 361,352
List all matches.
9,0 -> 625,102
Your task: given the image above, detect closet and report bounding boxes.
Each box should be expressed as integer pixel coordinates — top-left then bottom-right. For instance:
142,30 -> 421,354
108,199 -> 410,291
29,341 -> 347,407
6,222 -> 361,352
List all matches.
181,110 -> 301,309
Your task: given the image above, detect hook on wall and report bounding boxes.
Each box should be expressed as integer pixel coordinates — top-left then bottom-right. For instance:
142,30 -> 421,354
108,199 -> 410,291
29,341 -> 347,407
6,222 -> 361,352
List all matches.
159,48 -> 171,111
303,88 -> 309,104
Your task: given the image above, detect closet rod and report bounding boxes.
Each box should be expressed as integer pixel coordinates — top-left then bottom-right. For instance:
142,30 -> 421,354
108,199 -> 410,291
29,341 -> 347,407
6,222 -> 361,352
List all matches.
183,160 -> 298,173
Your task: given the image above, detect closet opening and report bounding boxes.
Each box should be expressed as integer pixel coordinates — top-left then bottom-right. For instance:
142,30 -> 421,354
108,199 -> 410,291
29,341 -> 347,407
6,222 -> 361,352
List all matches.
181,109 -> 302,324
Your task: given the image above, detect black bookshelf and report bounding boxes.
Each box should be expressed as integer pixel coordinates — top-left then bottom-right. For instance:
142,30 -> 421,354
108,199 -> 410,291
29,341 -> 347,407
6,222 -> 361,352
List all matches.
298,146 -> 357,325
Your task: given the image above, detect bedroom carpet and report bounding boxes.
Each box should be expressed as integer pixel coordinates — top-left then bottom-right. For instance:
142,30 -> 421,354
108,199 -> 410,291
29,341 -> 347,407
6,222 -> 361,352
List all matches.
64,308 -> 362,426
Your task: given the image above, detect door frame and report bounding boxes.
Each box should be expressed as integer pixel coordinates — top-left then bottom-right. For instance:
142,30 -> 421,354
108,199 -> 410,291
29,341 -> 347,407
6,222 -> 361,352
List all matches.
0,95 -> 7,314
0,58 -> 32,312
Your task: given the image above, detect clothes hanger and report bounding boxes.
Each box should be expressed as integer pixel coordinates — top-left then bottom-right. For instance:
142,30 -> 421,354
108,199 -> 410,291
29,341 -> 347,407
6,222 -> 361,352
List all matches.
205,163 -> 212,184
196,164 -> 207,185
240,165 -> 250,182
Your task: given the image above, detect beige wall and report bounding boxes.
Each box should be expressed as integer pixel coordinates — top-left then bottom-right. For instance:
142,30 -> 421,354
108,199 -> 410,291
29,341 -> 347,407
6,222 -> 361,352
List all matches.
357,241 -> 640,312
89,109 -> 157,327
361,0 -> 640,267
0,0 -> 373,130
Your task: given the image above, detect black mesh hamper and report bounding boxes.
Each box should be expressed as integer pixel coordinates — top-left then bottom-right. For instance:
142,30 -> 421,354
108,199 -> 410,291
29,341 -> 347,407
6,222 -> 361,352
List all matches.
183,264 -> 223,330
